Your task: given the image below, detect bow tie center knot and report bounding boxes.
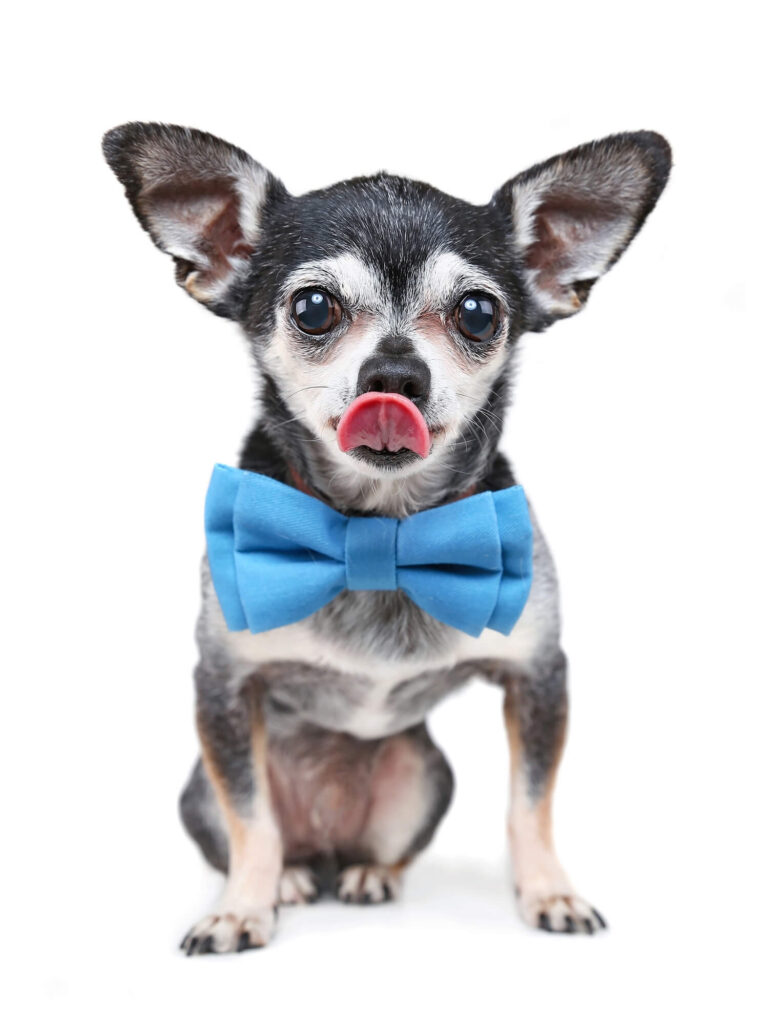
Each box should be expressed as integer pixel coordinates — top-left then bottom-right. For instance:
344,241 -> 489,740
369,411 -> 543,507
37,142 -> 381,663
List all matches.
344,516 -> 398,591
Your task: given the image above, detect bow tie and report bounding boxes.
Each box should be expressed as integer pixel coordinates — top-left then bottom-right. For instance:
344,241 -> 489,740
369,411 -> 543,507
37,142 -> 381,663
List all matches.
204,464 -> 533,638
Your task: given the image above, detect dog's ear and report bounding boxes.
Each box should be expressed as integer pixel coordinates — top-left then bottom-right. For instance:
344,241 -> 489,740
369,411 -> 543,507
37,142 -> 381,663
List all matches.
102,122 -> 285,315
492,132 -> 671,325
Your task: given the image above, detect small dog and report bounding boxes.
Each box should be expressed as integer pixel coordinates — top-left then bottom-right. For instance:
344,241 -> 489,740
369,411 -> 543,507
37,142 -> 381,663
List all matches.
103,123 -> 670,953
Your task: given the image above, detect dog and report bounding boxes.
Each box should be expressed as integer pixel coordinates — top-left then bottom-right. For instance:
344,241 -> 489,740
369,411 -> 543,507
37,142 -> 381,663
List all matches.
103,123 -> 670,954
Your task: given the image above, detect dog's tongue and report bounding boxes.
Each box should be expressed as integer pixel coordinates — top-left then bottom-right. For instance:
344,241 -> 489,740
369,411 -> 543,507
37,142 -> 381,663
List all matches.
337,393 -> 430,459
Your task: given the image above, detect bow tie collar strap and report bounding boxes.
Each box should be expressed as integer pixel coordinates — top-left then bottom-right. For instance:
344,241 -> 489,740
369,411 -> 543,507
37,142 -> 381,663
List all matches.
205,464 -> 533,638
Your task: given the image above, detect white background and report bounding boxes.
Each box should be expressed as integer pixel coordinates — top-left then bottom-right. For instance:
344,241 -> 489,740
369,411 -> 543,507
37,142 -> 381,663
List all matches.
3,2 -> 768,1021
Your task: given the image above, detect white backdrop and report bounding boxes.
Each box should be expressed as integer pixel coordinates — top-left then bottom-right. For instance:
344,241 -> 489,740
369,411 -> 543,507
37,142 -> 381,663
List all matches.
3,2 -> 768,1021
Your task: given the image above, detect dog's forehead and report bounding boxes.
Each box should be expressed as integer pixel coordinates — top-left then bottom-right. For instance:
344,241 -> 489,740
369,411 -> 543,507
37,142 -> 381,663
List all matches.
275,173 -> 508,309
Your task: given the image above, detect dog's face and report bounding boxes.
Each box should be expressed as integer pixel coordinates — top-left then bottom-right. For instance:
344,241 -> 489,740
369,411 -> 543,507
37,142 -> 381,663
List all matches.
249,178 -> 526,480
104,125 -> 670,486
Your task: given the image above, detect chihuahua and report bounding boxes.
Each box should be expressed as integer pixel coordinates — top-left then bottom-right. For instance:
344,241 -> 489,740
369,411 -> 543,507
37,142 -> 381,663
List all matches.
103,123 -> 670,953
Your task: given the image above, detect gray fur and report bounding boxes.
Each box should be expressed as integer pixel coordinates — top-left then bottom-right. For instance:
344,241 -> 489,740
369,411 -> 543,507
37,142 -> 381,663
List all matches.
179,758 -> 229,872
309,591 -> 453,664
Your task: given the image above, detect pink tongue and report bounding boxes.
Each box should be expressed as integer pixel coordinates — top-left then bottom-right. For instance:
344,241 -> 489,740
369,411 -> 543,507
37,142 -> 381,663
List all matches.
337,393 -> 431,459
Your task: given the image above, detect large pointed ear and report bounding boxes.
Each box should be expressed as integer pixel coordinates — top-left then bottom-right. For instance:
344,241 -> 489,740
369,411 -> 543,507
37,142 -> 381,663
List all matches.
102,122 -> 285,315
491,132 -> 671,325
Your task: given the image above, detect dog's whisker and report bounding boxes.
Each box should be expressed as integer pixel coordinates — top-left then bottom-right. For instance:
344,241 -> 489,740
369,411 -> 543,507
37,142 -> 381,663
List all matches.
283,384 -> 332,400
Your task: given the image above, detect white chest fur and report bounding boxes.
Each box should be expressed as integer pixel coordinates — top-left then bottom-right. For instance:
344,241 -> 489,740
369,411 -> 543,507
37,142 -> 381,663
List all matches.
202,568 -> 554,739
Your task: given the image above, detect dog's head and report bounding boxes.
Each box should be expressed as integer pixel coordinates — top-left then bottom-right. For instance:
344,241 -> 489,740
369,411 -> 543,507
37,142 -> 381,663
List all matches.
104,124 -> 670,507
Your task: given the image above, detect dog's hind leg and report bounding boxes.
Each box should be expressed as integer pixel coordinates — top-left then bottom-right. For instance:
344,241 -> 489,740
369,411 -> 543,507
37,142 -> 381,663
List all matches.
499,652 -> 607,935
180,669 -> 283,955
336,723 -> 454,904
179,758 -> 229,873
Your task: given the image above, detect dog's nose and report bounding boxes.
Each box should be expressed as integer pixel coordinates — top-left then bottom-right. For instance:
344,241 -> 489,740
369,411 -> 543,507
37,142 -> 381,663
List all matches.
356,354 -> 431,403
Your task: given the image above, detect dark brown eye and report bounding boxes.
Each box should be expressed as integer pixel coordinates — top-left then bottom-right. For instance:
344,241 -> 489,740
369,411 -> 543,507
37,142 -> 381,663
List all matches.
291,289 -> 341,336
454,293 -> 499,343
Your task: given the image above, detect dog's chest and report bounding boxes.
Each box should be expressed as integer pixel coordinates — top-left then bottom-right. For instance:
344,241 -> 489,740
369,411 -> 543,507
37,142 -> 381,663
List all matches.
207,576 -> 541,739
261,659 -> 472,738
225,607 -> 466,738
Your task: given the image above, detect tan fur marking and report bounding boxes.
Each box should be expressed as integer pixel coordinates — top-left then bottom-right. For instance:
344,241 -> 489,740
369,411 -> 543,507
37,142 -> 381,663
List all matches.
197,681 -> 283,915
502,685 -> 573,908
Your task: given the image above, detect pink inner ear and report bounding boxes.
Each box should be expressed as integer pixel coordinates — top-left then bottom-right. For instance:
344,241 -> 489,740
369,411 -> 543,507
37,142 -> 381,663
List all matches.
144,178 -> 253,287
528,194 -> 619,267
524,191 -> 628,306
203,194 -> 253,268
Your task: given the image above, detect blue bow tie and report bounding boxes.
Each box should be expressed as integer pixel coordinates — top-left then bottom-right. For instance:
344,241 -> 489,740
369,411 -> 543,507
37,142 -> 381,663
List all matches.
204,464 -> 533,638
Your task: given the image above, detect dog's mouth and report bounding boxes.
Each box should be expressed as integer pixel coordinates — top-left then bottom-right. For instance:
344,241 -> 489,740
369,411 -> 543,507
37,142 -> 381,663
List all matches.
337,393 -> 431,463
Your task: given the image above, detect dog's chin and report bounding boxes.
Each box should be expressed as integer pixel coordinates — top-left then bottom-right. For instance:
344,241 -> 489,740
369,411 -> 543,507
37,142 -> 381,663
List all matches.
347,446 -> 423,472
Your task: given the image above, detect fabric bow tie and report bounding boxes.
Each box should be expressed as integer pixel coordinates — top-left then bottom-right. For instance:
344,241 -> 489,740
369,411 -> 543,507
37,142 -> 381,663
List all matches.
204,464 -> 533,638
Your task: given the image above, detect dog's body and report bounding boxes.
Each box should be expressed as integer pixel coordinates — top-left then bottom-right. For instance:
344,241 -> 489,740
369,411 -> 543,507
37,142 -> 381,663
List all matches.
104,124 -> 670,952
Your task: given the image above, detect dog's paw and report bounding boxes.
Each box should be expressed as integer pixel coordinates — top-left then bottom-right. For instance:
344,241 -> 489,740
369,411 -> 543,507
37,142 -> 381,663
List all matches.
180,907 -> 277,955
518,891 -> 607,935
279,865 -> 319,905
336,864 -> 402,904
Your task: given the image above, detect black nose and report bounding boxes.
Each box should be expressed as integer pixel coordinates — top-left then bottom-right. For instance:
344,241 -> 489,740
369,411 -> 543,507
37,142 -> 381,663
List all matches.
356,354 -> 431,403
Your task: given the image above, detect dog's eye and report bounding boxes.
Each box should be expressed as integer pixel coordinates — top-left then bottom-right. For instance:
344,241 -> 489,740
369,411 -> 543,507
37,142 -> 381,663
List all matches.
454,294 -> 499,343
291,289 -> 341,336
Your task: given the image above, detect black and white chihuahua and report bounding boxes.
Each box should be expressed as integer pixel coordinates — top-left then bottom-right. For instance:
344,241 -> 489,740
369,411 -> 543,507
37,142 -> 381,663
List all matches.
103,124 -> 670,954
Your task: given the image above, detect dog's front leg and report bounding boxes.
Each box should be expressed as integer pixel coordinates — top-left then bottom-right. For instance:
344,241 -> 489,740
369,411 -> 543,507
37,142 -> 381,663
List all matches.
500,652 -> 607,935
181,669 -> 282,955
